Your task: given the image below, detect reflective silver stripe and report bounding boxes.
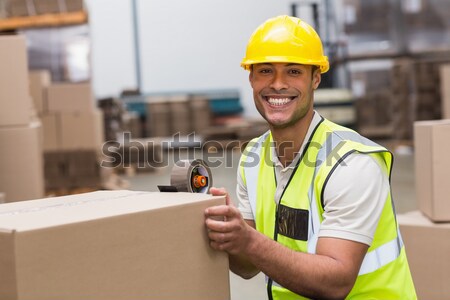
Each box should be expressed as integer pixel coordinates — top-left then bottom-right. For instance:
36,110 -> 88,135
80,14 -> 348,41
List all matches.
315,130 -> 381,169
243,132 -> 269,219
307,180 -> 320,253
358,231 -> 404,275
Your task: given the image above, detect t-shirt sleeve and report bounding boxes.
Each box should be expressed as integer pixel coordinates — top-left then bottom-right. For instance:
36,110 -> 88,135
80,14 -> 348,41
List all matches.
236,164 -> 255,220
318,153 -> 389,246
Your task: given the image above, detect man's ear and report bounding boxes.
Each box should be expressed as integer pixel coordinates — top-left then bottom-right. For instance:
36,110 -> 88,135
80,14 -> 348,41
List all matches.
313,69 -> 321,90
249,71 -> 254,88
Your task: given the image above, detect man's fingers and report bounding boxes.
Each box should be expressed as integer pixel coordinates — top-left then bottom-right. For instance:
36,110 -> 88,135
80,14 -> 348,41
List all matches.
205,204 -> 239,218
209,187 -> 226,196
209,187 -> 235,207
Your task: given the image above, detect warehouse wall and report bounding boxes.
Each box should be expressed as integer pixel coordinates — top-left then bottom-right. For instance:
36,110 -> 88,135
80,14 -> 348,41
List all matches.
85,0 -> 297,117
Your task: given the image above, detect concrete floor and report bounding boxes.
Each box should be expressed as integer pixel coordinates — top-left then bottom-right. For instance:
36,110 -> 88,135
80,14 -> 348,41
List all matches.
123,145 -> 417,300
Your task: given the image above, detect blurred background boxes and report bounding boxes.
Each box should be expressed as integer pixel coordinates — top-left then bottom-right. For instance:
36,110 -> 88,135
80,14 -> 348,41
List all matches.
441,64 -> 450,119
414,120 -> 450,222
169,95 -> 192,136
28,70 -> 51,114
0,35 -> 44,203
47,83 -> 95,113
59,109 -> 104,151
0,35 -> 34,127
0,121 -> 44,202
145,97 -> 172,138
398,211 -> 450,300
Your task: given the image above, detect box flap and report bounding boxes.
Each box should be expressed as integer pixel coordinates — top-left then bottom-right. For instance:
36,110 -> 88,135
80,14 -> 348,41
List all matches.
0,190 -> 224,231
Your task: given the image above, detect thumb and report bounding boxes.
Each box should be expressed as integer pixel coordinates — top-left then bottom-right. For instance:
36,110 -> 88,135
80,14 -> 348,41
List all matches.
209,187 -> 234,207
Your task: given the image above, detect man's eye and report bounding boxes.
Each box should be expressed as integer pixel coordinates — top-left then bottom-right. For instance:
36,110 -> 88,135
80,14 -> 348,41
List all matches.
258,69 -> 272,74
288,69 -> 302,75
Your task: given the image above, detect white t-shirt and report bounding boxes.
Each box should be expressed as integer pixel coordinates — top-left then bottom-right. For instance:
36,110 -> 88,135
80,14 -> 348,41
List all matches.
236,112 -> 389,246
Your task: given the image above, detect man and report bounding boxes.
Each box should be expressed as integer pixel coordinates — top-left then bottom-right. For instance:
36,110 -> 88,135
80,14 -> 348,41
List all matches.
204,15 -> 416,299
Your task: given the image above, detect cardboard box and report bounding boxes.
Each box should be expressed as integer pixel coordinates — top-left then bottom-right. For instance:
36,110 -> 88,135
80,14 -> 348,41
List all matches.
146,97 -> 172,137
29,70 -> 51,114
47,83 -> 95,113
0,121 -> 45,203
0,190 -> 230,300
398,211 -> 450,300
414,120 -> 450,221
0,192 -> 4,204
60,109 -> 104,150
43,151 -> 70,190
441,64 -> 450,119
41,113 -> 60,151
0,35 -> 33,126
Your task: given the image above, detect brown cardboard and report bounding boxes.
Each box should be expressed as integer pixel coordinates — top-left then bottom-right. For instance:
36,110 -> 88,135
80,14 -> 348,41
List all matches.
29,70 -> 51,114
60,109 -> 104,151
414,120 -> 450,221
0,121 -> 44,203
47,83 -> 95,113
441,64 -> 450,119
41,113 -> 60,151
398,211 -> 450,300
0,35 -> 33,126
0,190 -> 230,300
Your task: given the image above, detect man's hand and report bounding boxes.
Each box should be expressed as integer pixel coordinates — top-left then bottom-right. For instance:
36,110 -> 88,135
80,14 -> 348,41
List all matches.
204,187 -> 253,256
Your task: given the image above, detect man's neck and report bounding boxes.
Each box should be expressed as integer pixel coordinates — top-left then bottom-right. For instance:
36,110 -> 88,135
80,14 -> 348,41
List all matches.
270,111 -> 314,167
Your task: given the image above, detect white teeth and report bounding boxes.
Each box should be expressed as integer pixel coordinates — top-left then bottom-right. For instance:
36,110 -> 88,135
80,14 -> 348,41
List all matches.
267,97 -> 292,106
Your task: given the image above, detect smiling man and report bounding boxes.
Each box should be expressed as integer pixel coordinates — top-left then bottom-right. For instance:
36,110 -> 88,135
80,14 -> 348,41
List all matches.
204,15 -> 416,299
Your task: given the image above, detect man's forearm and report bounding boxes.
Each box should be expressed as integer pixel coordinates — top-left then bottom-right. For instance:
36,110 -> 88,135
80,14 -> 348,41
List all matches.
244,228 -> 366,299
229,253 -> 260,279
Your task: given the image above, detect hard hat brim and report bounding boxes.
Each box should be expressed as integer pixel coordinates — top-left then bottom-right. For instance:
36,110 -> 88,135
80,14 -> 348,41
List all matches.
241,56 -> 329,74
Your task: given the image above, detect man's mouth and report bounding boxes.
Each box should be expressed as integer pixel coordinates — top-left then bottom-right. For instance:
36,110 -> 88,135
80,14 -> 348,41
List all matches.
265,96 -> 296,106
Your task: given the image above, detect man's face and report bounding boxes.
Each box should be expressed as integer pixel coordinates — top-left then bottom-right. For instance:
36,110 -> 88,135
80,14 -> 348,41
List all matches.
249,63 -> 321,130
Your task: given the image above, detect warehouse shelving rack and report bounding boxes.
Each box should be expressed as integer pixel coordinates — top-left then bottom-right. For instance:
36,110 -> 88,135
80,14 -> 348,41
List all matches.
0,10 -> 87,31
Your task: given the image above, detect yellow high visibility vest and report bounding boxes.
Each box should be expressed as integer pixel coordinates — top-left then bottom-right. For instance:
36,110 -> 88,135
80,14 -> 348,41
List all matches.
240,117 -> 417,300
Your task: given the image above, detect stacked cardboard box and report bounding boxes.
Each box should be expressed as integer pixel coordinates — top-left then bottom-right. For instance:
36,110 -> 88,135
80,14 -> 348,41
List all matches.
388,58 -> 446,140
0,35 -> 44,203
104,137 -> 164,173
390,59 -> 414,140
190,95 -> 212,135
169,95 -> 192,136
146,94 -> 212,138
398,120 -> 450,299
29,70 -> 51,114
413,61 -> 442,121
146,96 -> 172,137
28,75 -> 105,190
39,82 -> 104,152
122,111 -> 142,139
440,64 -> 450,119
0,190 -> 230,299
98,97 -> 136,141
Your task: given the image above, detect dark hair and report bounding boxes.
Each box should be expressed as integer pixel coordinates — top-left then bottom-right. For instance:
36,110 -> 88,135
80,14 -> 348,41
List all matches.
311,65 -> 319,78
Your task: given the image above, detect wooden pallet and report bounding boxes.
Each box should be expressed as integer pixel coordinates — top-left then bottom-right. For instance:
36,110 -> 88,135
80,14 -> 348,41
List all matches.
0,10 -> 87,31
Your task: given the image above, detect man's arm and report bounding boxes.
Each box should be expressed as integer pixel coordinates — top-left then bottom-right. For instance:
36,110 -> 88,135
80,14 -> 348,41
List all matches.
228,219 -> 260,279
205,200 -> 368,299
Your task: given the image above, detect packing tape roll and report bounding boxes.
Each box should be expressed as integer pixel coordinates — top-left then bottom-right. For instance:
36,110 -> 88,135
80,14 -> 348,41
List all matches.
170,159 -> 213,193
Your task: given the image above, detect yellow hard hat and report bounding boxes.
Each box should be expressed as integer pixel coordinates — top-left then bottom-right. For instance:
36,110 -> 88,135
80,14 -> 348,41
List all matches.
241,15 -> 329,73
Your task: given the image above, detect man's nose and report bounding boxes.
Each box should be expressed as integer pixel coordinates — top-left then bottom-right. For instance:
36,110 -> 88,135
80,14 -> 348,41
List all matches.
269,72 -> 288,91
